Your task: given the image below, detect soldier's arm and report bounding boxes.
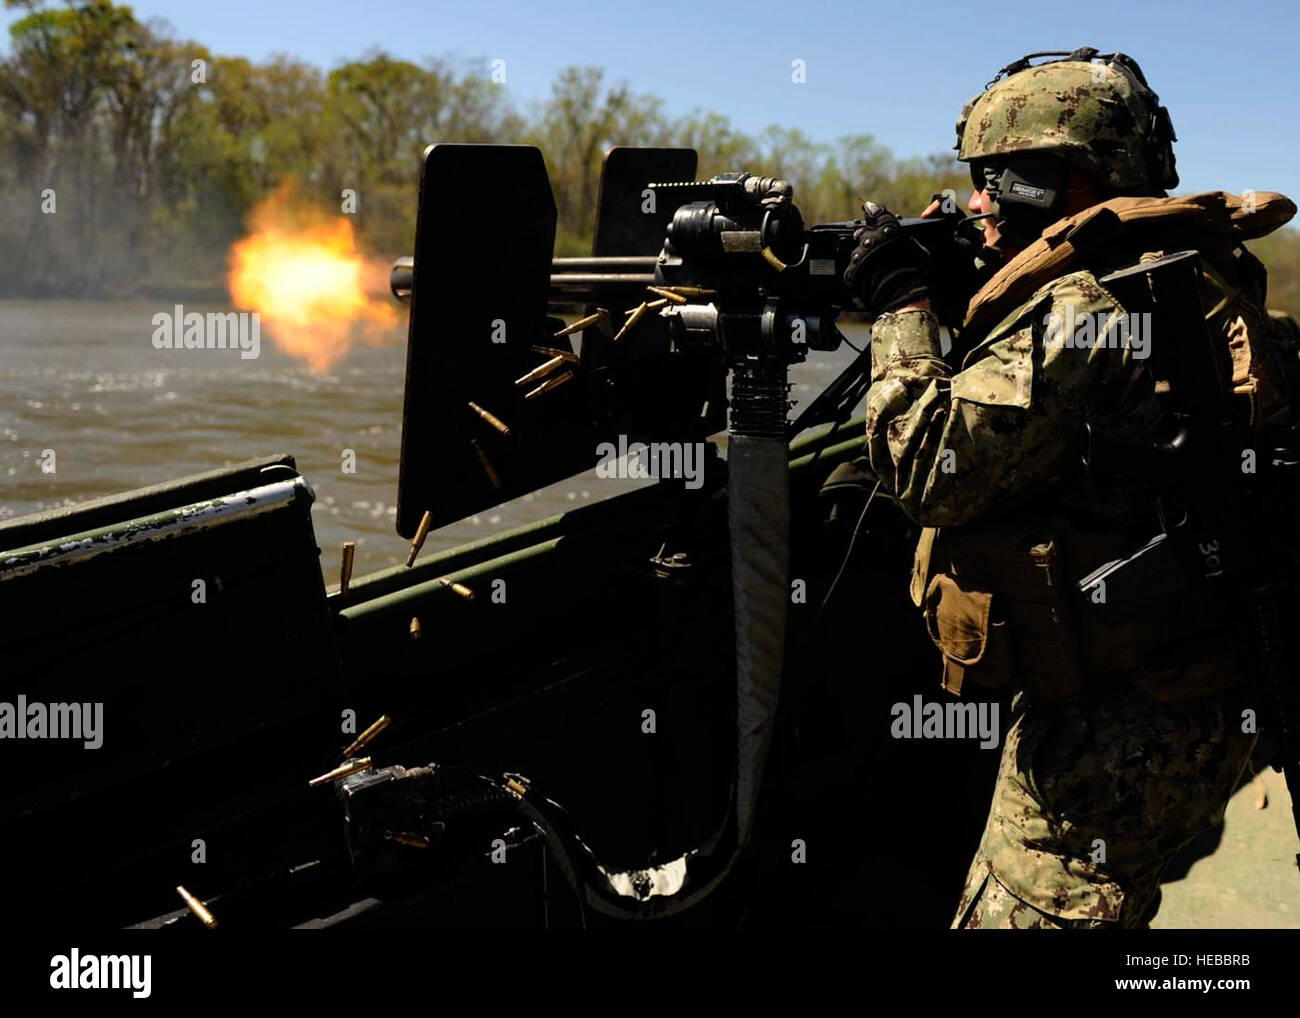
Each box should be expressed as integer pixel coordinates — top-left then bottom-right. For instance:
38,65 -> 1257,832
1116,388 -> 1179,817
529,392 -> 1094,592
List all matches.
865,272 -> 1153,527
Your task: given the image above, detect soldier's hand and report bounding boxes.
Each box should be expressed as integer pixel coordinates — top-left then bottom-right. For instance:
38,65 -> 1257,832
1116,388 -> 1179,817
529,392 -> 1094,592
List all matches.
844,201 -> 931,319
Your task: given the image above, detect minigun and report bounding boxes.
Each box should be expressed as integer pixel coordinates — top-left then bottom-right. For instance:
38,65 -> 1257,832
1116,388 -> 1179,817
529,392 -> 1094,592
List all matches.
391,170 -> 985,360
391,161 -> 986,532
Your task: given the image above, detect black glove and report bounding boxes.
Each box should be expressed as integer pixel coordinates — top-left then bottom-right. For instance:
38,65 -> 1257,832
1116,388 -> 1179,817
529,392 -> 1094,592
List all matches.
843,201 -> 931,318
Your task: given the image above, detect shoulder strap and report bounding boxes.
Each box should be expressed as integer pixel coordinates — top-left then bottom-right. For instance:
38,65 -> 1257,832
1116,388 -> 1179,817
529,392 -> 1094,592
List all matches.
963,191 -> 1296,339
911,526 -> 940,608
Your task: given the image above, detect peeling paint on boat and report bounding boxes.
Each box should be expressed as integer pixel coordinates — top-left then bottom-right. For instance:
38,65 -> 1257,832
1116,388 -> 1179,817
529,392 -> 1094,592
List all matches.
0,478 -> 314,579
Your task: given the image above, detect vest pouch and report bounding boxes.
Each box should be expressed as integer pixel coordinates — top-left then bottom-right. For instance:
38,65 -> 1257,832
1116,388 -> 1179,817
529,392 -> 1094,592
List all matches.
942,531 -> 1089,702
1060,531 -> 1244,700
922,572 -> 1012,696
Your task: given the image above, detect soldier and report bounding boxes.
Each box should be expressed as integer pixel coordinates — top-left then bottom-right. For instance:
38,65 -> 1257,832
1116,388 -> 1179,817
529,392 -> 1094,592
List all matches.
846,47 -> 1300,928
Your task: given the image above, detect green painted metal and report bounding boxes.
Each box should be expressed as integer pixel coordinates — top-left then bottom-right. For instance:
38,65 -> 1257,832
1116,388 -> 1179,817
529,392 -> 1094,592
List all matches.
334,511 -> 568,604
339,537 -> 564,622
788,435 -> 870,475
336,418 -> 870,606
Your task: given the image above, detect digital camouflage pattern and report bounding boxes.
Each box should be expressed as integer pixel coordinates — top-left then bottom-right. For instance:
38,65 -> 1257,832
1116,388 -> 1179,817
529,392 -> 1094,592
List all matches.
875,43 -> 1296,931
955,59 -> 1172,191
865,276 -> 1163,528
952,687 -> 1255,929
865,230 -> 1276,927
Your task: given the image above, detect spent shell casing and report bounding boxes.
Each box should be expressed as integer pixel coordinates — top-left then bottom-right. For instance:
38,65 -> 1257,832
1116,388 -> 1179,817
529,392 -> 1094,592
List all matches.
646,286 -> 688,305
176,886 -> 218,929
514,355 -> 567,388
437,576 -> 476,601
663,285 -> 716,297
524,369 -> 574,400
529,345 -> 581,364
552,311 -> 602,339
623,298 -> 668,314
405,509 -> 433,567
308,756 -> 372,787
339,541 -> 356,596
409,616 -> 421,640
343,715 -> 391,759
613,302 -> 649,343
467,401 -> 511,437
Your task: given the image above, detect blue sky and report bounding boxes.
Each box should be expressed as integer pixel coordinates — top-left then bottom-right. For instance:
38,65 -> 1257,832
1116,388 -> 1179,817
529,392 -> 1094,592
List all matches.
6,0 -> 1299,204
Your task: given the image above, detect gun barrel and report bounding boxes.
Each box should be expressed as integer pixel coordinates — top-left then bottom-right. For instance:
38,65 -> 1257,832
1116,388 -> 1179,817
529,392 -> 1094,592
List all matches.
547,277 -> 658,307
391,255 -> 659,305
553,256 -> 658,273
548,256 -> 658,307
391,256 -> 414,300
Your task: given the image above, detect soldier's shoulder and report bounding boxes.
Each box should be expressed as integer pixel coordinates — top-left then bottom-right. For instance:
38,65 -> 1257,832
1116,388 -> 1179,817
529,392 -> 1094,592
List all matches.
982,268 -> 1120,342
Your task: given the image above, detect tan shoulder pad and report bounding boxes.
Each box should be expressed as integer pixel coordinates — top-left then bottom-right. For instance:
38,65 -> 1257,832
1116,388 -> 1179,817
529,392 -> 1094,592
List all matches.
963,191 -> 1296,338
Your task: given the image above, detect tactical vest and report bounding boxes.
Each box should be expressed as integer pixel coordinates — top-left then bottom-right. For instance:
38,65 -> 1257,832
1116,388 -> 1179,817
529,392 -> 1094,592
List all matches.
914,191 -> 1299,703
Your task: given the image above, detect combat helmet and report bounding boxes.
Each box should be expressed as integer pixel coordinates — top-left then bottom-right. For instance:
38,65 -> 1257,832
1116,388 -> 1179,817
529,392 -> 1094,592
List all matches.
956,47 -> 1178,195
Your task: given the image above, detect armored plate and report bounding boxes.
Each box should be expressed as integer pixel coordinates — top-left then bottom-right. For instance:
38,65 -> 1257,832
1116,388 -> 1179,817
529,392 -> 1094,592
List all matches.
397,144 -> 566,536
397,145 -> 720,537
592,146 -> 697,257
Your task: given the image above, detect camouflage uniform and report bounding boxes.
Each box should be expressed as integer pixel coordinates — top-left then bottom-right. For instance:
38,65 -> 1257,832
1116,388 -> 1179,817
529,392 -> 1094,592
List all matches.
866,52 -> 1294,928
953,688 -> 1255,928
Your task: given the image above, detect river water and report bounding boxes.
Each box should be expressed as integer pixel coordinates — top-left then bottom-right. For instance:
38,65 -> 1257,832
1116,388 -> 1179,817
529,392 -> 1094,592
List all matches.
0,301 -> 863,582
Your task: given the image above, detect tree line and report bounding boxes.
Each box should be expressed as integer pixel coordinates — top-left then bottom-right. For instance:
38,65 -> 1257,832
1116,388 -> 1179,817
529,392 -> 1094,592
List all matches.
2,0 -> 1299,320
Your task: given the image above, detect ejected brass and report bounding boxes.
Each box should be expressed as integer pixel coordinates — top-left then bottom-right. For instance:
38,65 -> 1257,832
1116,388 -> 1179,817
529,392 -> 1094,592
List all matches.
339,541 -> 356,596
308,756 -> 372,787
613,302 -> 649,343
552,311 -> 599,338
437,576 -> 476,601
471,439 -> 502,489
467,400 -> 511,438
405,509 -> 433,567
553,307 -> 613,339
514,355 -> 568,388
661,285 -> 716,297
410,617 -> 422,640
387,831 -> 431,849
176,886 -> 218,929
646,286 -> 688,305
524,369 -> 575,400
530,345 -> 581,364
624,298 -> 669,315
343,715 -> 390,759
760,247 -> 788,272
505,777 -> 529,798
